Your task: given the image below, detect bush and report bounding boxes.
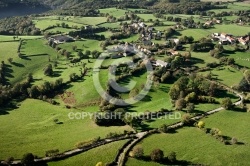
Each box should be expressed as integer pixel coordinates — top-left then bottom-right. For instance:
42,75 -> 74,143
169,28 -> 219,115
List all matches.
167,151 -> 176,162
132,145 -> 144,158
150,149 -> 164,162
159,124 -> 168,133
45,149 -> 59,157
231,137 -> 238,144
21,153 -> 34,166
75,140 -> 94,149
197,121 -> 205,128
106,132 -> 120,139
221,97 -> 233,110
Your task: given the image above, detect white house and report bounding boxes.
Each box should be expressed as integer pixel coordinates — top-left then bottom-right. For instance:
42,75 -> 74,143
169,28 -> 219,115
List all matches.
154,60 -> 169,67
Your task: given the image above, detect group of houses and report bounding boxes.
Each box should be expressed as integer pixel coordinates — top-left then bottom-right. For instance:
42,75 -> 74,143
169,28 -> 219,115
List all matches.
211,33 -> 249,45
49,35 -> 75,44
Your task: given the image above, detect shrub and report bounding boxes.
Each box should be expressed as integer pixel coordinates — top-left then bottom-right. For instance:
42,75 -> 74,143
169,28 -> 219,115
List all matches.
159,124 -> 168,133
231,137 -> 238,144
167,151 -> 176,162
132,145 -> 144,158
106,132 -> 120,139
45,149 -> 59,157
21,153 -> 34,166
197,121 -> 205,128
75,140 -> 94,149
150,149 -> 164,162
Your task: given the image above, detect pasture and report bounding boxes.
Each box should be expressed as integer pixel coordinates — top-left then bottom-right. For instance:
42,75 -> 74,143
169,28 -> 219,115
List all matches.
49,139 -> 129,166
128,109 -> 250,165
99,8 -> 127,18
199,66 -> 243,87
64,16 -> 107,25
5,39 -> 58,84
33,19 -> 83,30
0,41 -> 19,62
0,99 -> 132,159
0,35 -> 42,42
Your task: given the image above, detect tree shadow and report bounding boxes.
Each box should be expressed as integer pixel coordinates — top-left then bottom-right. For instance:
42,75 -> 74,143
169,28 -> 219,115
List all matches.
137,94 -> 152,102
0,102 -> 20,115
21,55 -> 31,61
28,53 -> 48,57
12,62 -> 25,67
190,57 -> 205,65
231,107 -> 247,112
53,70 -> 63,77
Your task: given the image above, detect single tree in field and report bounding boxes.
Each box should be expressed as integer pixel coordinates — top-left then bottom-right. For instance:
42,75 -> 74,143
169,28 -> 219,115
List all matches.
132,145 -> 144,159
7,58 -> 13,64
26,73 -> 33,83
221,97 -> 233,110
72,45 -> 77,51
44,64 -> 53,76
150,149 -> 164,162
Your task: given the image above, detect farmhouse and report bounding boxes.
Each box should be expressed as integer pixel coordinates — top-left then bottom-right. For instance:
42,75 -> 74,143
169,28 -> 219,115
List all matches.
50,35 -> 74,44
203,21 -> 213,27
154,60 -> 169,67
212,33 -> 235,45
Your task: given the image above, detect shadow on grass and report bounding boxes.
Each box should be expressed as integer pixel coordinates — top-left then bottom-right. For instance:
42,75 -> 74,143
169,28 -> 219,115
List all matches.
215,89 -> 238,100
133,156 -> 199,165
0,102 -> 20,115
12,62 -> 25,67
231,107 -> 247,112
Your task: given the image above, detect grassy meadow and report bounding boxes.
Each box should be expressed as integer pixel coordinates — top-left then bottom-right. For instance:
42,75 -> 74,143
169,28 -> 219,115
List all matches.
0,99 -> 132,159
48,139 -> 128,166
128,110 -> 250,166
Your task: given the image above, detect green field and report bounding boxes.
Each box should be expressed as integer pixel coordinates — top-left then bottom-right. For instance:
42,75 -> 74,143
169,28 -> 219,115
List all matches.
5,39 -> 58,84
227,51 -> 250,69
208,2 -> 250,13
127,110 -> 250,166
45,27 -> 75,33
207,24 -> 250,36
99,8 -> 127,18
0,41 -> 19,62
64,16 -> 107,25
199,66 -> 243,87
191,51 -> 219,68
0,35 -> 42,42
99,22 -> 121,29
49,139 -> 128,166
178,29 -> 211,41
137,14 -> 160,21
33,19 -> 83,30
0,99 -> 132,159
